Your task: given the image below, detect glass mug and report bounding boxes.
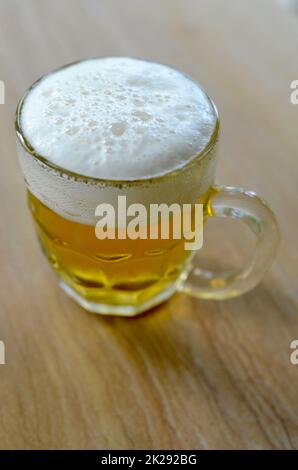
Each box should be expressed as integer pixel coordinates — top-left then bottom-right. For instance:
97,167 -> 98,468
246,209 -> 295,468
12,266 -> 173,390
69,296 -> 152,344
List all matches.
15,59 -> 279,316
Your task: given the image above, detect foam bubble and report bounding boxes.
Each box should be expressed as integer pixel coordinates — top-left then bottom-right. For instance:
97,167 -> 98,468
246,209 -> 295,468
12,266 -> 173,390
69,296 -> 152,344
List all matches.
20,57 -> 216,180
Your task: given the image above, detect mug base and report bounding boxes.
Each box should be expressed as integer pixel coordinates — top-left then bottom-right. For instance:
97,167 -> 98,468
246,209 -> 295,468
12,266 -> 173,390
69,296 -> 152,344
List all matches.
59,281 -> 177,316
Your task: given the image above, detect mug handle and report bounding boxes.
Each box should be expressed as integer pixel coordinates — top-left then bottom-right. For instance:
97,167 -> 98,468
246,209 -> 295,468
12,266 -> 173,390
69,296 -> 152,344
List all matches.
177,185 -> 280,299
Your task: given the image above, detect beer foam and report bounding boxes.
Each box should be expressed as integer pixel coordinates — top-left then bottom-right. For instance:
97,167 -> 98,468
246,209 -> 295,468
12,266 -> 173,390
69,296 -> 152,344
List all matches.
20,57 -> 216,180
18,58 -> 218,225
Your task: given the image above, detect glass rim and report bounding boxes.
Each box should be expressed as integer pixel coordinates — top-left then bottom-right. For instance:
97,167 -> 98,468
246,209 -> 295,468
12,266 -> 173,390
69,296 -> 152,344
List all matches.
15,57 -> 220,187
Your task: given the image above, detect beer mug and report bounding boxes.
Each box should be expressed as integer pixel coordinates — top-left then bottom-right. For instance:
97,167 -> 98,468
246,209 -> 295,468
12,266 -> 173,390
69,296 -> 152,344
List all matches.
16,58 -> 279,316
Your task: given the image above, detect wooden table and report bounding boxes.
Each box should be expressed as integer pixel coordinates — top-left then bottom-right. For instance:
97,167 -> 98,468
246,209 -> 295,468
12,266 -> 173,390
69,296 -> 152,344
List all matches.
0,0 -> 297,450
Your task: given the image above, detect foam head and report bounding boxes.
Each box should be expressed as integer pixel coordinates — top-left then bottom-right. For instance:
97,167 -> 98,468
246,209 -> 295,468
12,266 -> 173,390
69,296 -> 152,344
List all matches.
20,57 -> 217,180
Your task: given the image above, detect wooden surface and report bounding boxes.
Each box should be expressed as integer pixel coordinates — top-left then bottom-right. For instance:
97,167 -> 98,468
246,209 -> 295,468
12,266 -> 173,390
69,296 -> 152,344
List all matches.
0,0 -> 298,450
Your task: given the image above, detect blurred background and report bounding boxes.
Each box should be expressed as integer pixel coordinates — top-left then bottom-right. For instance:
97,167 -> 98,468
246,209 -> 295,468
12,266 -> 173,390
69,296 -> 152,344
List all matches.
0,0 -> 297,450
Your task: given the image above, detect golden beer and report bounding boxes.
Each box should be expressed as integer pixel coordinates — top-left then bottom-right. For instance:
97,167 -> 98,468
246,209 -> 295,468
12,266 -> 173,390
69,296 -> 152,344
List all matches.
16,57 -> 219,315
27,188 -> 212,312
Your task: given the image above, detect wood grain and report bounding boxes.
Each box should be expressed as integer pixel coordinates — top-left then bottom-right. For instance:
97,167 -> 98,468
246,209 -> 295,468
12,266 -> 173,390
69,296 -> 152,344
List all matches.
0,0 -> 297,449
